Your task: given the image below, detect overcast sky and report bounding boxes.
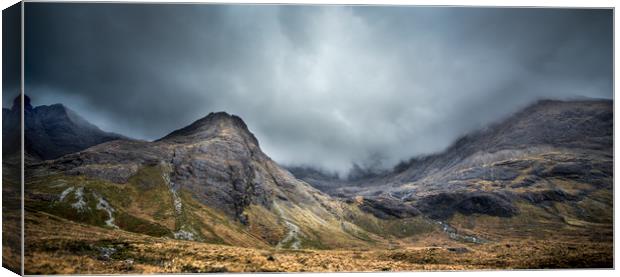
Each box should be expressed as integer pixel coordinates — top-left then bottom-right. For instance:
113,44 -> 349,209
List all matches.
12,4 -> 613,174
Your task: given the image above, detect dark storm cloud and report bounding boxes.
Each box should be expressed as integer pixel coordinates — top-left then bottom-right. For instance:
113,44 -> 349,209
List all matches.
2,2 -> 21,106
22,4 -> 613,174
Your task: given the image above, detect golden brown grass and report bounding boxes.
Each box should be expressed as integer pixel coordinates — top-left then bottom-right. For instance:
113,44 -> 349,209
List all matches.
23,210 -> 612,274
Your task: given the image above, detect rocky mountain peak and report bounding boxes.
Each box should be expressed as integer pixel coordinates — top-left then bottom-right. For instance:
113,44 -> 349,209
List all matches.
10,94 -> 33,111
158,111 -> 259,146
10,95 -> 127,160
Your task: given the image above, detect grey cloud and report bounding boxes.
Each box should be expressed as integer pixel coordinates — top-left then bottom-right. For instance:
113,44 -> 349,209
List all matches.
21,4 -> 613,174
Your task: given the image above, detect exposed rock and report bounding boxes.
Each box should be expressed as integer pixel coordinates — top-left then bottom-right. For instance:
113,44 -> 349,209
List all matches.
70,187 -> 88,212
510,175 -> 540,188
493,159 -> 533,170
94,193 -> 118,229
415,192 -> 518,220
520,189 -> 579,204
358,197 -> 421,219
456,193 -> 517,217
548,162 -> 592,178
158,111 -> 259,147
453,166 -> 520,181
58,186 -> 75,201
174,228 -> 198,241
49,140 -> 167,183
97,246 -> 116,261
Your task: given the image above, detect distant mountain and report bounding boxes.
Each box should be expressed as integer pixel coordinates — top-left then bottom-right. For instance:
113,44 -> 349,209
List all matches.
386,99 -> 612,185
285,166 -> 342,192
298,99 -> 612,227
3,95 -> 127,160
2,96 -> 21,158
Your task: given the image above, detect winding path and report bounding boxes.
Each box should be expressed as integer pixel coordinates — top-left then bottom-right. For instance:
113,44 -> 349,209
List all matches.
273,201 -> 301,250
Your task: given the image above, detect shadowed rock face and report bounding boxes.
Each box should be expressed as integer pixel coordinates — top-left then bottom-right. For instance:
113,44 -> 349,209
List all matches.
519,189 -> 580,205
414,192 -> 518,220
4,95 -> 127,160
356,197 -> 421,219
547,163 -> 592,177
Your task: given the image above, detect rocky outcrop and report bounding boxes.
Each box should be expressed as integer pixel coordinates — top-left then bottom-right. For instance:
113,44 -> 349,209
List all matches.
453,166 -> 520,181
414,192 -> 518,220
520,189 -> 580,204
356,197 -> 421,219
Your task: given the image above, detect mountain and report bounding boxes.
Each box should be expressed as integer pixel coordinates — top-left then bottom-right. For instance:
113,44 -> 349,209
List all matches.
386,99 -> 612,186
295,99 -> 613,240
2,95 -> 22,159
3,95 -> 127,160
20,99 -> 613,272
28,111 -> 399,250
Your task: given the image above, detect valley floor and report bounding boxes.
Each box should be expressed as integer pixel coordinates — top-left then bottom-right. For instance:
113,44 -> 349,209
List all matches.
22,211 -> 612,274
